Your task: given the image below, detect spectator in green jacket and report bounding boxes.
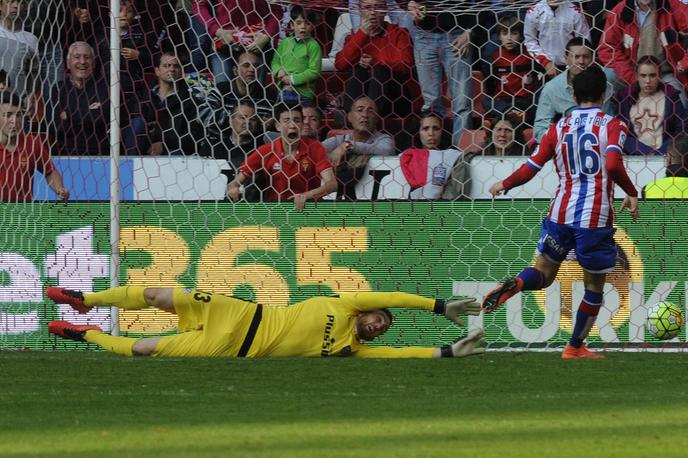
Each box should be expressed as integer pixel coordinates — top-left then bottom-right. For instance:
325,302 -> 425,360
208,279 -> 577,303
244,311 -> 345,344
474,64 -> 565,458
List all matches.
271,6 -> 322,105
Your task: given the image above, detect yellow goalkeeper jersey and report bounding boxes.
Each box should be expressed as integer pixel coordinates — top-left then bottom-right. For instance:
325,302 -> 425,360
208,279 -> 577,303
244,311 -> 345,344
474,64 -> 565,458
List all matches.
250,291 -> 437,358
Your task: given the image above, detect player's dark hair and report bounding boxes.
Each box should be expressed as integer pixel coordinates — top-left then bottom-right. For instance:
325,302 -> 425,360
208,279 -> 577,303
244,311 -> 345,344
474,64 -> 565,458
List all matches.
565,37 -> 593,54
484,113 -> 526,156
301,101 -> 321,118
290,5 -> 317,23
233,98 -> 256,115
409,112 -> 449,148
636,55 -> 661,70
0,91 -> 22,107
572,65 -> 607,104
153,50 -> 177,68
273,102 -> 302,121
350,95 -> 378,112
496,15 -> 523,36
380,309 -> 394,327
419,111 -> 443,127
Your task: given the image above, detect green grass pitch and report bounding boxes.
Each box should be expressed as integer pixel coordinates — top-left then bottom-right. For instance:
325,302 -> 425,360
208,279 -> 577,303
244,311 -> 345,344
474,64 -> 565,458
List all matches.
2,352 -> 688,457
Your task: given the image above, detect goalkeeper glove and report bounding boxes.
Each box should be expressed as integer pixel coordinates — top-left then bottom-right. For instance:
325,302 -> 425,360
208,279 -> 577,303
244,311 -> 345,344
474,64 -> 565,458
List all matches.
440,328 -> 486,358
437,298 -> 481,326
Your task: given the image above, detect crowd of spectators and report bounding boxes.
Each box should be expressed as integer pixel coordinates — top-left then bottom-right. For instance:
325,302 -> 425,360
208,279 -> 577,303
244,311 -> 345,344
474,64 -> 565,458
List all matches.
1,0 -> 688,203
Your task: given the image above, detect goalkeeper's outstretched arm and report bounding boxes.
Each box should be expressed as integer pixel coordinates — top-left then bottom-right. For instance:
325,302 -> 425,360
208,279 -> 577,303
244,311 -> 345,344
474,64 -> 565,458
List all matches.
353,329 -> 486,359
340,292 -> 481,326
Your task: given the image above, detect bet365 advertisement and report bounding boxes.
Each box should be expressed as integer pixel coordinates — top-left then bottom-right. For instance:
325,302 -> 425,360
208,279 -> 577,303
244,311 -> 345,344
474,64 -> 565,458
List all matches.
1,201 -> 685,349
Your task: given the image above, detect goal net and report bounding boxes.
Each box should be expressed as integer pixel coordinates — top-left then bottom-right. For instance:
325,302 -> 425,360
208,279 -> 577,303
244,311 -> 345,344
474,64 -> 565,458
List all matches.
0,0 -> 685,352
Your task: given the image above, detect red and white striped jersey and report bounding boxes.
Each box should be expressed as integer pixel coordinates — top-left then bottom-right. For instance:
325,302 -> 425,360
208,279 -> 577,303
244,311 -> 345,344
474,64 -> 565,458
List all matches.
527,107 -> 629,228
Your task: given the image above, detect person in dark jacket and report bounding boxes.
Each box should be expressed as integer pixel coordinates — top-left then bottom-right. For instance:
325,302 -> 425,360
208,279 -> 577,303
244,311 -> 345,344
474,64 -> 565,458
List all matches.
123,51 -> 200,155
52,41 -> 109,155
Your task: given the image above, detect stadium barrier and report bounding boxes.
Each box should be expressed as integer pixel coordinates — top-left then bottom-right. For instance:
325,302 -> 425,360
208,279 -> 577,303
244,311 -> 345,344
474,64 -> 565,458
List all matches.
34,156 -> 666,201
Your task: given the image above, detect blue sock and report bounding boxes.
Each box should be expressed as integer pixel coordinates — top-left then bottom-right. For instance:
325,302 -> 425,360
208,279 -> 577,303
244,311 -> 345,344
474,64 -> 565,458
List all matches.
569,289 -> 603,348
517,267 -> 545,291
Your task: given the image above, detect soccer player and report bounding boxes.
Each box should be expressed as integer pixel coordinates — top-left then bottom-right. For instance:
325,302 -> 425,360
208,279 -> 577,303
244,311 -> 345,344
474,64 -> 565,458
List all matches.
483,65 -> 640,360
46,286 -> 485,359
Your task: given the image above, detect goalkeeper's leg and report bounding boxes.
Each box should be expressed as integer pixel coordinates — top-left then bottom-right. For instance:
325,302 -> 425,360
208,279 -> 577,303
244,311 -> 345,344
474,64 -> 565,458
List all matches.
48,320 -> 151,356
46,286 -> 176,314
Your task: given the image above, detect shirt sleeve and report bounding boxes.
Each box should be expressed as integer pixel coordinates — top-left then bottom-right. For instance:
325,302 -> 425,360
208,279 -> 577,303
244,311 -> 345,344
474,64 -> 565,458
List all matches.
270,40 -> 285,77
605,119 -> 638,197
533,83 -> 556,142
353,344 -> 435,358
384,27 -> 413,75
239,145 -> 265,177
34,137 -> 56,177
351,133 -> 395,157
503,124 -> 556,190
321,135 -> 341,153
193,0 -> 222,37
311,141 -> 333,175
605,117 -> 627,155
598,8 -> 636,85
523,8 -> 552,68
290,40 -> 322,86
334,29 -> 368,71
339,292 -> 437,313
573,6 -> 591,41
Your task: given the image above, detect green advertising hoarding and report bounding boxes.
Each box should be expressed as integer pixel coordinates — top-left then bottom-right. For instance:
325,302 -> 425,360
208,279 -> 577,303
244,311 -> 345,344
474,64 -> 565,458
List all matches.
0,201 -> 686,350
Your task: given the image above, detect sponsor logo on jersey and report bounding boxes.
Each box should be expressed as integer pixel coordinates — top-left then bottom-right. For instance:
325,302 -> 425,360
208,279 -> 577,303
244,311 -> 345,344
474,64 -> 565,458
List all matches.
320,314 -> 336,356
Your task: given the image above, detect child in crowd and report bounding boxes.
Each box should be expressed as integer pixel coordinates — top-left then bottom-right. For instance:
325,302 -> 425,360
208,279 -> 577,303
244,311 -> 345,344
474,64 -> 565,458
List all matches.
484,15 -> 539,127
271,6 -> 322,105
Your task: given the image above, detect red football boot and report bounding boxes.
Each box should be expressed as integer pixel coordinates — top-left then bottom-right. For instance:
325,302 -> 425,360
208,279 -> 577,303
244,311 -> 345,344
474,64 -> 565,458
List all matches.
48,320 -> 102,342
46,287 -> 92,314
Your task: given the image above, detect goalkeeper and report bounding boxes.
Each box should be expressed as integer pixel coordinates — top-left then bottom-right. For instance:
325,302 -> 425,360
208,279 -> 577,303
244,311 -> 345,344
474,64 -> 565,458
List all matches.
47,287 -> 485,359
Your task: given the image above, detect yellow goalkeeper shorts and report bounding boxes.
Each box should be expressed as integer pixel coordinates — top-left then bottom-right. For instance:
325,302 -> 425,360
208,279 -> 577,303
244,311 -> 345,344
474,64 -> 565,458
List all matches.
152,288 -> 258,357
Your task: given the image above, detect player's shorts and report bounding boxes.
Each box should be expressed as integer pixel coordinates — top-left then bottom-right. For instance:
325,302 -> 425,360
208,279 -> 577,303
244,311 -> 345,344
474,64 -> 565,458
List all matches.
536,219 -> 617,273
152,289 -> 259,358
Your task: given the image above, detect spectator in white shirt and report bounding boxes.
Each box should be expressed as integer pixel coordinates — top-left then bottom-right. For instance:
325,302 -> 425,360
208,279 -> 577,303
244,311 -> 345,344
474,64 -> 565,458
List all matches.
524,0 -> 590,79
0,0 -> 39,96
322,96 -> 395,200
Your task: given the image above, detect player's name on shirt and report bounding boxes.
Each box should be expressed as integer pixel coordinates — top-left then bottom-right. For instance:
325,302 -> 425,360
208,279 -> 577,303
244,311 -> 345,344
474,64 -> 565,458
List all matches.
558,112 -> 609,128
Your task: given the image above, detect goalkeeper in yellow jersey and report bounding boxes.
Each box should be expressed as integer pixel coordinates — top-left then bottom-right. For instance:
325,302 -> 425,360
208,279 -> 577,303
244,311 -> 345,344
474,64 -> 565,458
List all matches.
46,286 -> 485,359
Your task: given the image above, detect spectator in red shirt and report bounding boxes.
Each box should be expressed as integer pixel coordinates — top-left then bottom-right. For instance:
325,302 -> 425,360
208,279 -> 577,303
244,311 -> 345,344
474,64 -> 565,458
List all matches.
598,0 -> 688,105
226,104 -> 337,211
0,92 -> 68,202
484,16 -> 540,127
334,0 -> 414,116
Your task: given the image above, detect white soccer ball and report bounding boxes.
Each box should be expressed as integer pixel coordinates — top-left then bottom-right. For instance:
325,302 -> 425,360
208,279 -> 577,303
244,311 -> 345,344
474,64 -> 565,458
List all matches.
646,302 -> 684,340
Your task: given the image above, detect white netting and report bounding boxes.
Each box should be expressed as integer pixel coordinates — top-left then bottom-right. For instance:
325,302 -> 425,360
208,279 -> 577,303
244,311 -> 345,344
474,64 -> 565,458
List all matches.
0,0 -> 686,351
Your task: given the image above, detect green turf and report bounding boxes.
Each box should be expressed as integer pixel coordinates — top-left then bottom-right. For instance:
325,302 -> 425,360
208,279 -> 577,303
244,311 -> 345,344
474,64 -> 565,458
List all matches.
2,352 -> 688,457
